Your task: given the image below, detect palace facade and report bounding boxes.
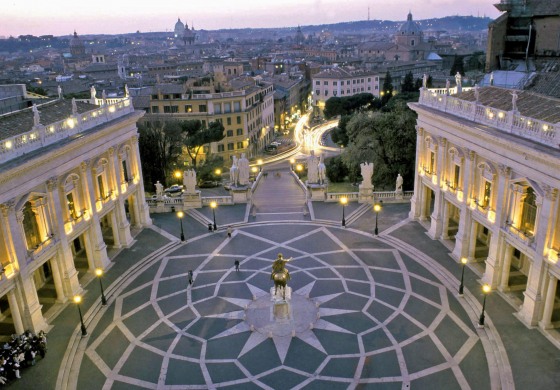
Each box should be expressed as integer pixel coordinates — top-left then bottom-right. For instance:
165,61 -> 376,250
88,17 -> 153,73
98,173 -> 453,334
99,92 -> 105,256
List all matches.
409,87 -> 560,331
0,85 -> 151,333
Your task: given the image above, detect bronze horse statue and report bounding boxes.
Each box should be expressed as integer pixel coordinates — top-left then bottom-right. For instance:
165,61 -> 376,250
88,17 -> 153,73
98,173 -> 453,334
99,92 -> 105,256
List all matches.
271,253 -> 292,300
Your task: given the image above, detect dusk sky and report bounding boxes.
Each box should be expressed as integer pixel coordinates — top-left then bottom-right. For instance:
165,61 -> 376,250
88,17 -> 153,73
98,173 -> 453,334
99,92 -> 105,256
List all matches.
1,0 -> 501,37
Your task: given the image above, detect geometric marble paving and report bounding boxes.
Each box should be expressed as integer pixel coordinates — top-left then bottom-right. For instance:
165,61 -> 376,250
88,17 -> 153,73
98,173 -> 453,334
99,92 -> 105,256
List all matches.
72,225 -> 489,389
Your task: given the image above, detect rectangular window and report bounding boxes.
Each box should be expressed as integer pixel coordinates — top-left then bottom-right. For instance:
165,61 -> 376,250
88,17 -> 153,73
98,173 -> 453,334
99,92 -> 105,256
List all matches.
368,78 -> 371,82
323,81 -> 328,85
67,193 -> 77,220
234,101 -> 241,112
218,144 -> 224,152
483,180 -> 492,208
236,116 -> 241,124
199,104 -> 207,112
163,94 -> 170,100
122,160 -> 129,182
163,106 -> 178,113
227,143 -> 234,150
454,165 -> 461,189
236,128 -> 243,136
324,90 -> 329,96
224,103 -> 231,113
151,106 -> 159,113
214,103 -> 222,114
430,152 -> 435,173
226,130 -> 233,137
333,81 -> 337,86
237,141 -> 243,149
174,94 -> 181,99
316,90 -> 320,95
333,91 -> 337,96
185,105 -> 192,113
97,175 -> 105,199
227,117 -> 232,125
315,81 -> 320,85
151,94 -> 159,100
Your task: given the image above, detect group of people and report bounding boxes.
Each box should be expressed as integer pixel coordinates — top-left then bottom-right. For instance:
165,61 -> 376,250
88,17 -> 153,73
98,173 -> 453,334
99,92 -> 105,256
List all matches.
0,330 -> 47,384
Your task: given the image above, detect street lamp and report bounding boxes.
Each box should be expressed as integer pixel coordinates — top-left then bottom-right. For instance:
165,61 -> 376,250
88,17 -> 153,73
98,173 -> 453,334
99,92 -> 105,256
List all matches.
340,197 -> 348,227
296,164 -> 303,173
373,200 -> 383,235
174,171 -> 182,184
257,159 -> 263,172
478,284 -> 491,327
210,201 -> 217,231
73,295 -> 88,337
177,211 -> 185,241
95,268 -> 107,306
290,158 -> 295,170
458,257 -> 468,296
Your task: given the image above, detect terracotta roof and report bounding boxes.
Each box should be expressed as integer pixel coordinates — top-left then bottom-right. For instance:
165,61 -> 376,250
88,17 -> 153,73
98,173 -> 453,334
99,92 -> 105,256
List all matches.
0,99 -> 99,142
457,86 -> 560,123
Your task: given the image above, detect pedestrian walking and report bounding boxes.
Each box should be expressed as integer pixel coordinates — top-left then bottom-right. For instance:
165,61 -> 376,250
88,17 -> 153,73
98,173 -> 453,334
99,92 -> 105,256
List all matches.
227,226 -> 232,238
188,270 -> 194,285
234,260 -> 240,272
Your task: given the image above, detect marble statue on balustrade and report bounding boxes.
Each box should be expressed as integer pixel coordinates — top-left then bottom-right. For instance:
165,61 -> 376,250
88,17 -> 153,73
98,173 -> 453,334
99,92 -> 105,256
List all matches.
490,72 -> 494,86
511,91 -> 518,113
58,85 -> 63,99
230,156 -> 239,187
101,90 -> 107,105
360,162 -> 374,189
72,98 -> 78,115
422,73 -> 428,89
455,72 -> 462,94
237,153 -> 250,186
307,150 -> 320,184
474,84 -> 480,103
395,173 -> 404,199
317,155 -> 326,185
155,181 -> 164,198
124,84 -> 130,98
183,169 -> 197,194
32,104 -> 41,127
445,79 -> 450,95
90,85 -> 96,101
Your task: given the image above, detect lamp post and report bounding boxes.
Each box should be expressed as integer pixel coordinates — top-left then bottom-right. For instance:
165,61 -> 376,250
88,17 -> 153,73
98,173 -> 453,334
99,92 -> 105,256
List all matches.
174,171 -> 182,185
257,159 -> 263,172
73,295 -> 88,337
373,200 -> 383,235
340,197 -> 348,227
177,211 -> 185,241
290,158 -> 295,170
210,201 -> 217,231
458,257 -> 468,296
95,268 -> 107,306
478,284 -> 491,327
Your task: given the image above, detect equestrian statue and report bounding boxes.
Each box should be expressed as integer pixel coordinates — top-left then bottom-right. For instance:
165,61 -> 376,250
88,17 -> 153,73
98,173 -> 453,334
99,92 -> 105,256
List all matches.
271,253 -> 292,300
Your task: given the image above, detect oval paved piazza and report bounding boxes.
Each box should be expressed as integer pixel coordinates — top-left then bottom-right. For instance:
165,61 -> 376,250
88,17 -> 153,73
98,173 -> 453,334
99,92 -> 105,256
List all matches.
71,223 -> 492,389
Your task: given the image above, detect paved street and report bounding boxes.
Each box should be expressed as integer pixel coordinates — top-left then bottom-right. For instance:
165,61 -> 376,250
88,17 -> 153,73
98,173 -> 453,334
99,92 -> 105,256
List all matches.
10,172 -> 560,389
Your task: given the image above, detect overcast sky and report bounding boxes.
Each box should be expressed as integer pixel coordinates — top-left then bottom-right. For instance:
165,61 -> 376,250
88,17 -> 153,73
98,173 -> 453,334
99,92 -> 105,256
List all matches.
1,0 -> 501,37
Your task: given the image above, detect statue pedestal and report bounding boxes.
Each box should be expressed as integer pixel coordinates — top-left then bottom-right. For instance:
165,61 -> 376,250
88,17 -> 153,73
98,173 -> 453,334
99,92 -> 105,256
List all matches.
182,191 -> 202,209
270,286 -> 292,302
307,184 -> 326,201
358,186 -> 374,204
230,186 -> 251,204
155,199 -> 166,213
395,190 -> 404,200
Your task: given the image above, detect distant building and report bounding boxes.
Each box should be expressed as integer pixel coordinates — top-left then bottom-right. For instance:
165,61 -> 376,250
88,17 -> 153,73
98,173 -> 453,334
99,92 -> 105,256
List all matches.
174,18 -> 185,38
69,31 -> 86,58
311,67 -> 381,108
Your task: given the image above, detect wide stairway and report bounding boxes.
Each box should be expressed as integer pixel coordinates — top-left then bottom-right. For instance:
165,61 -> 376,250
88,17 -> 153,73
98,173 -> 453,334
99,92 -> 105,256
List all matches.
251,167 -> 308,221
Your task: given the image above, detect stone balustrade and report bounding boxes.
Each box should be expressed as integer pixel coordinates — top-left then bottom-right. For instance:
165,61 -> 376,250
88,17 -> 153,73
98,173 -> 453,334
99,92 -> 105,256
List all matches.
419,88 -> 558,148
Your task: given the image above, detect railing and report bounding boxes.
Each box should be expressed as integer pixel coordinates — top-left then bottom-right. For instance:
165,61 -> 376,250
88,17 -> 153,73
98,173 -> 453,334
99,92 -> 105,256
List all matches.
326,192 -> 359,202
419,88 -> 557,149
326,191 -> 413,202
202,196 -> 234,206
0,98 -> 135,164
28,236 -> 57,263
504,221 -> 535,247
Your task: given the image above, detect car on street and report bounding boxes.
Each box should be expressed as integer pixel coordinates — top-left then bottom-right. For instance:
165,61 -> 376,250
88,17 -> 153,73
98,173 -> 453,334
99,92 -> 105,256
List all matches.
198,180 -> 219,188
164,185 -> 184,195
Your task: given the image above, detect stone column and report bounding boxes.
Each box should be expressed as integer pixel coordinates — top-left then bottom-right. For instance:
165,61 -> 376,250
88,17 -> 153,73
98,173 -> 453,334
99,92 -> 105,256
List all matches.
519,187 -> 557,326
409,126 -> 424,219
80,161 -> 110,270
499,244 -> 514,291
539,273 -> 558,330
483,165 -> 510,288
452,151 -> 474,260
49,256 -> 66,303
14,275 -> 48,332
109,212 -> 121,248
109,147 -> 133,247
7,290 -> 24,335
467,221 -> 478,261
130,136 -> 151,226
441,201 -> 451,239
428,139 -> 446,239
46,178 -> 81,299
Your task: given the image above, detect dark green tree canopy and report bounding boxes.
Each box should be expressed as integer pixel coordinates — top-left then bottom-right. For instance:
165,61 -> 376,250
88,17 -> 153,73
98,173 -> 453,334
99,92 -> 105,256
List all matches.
323,93 -> 378,119
381,71 -> 394,106
180,120 -> 225,167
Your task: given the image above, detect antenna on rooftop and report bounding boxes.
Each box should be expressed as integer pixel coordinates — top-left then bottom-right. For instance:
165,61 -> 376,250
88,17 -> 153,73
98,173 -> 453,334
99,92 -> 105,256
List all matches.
368,6 -> 370,21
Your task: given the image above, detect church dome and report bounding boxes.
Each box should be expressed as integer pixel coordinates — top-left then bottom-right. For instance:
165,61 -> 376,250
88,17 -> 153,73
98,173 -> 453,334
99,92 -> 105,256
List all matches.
398,12 -> 421,35
175,18 -> 185,31
69,31 -> 85,57
70,31 -> 83,48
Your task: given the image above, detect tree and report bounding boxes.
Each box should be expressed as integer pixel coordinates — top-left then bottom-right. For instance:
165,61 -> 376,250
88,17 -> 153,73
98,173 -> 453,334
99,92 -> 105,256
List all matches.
138,121 -> 183,188
330,115 -> 351,146
341,101 -> 417,190
450,55 -> 465,76
401,71 -> 415,93
323,93 -> 377,119
197,155 -> 224,182
325,155 -> 348,182
381,71 -> 393,106
180,120 -> 225,168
